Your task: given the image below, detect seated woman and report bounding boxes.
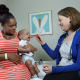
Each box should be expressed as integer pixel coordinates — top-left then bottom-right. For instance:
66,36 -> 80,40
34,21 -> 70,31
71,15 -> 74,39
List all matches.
0,4 -> 31,80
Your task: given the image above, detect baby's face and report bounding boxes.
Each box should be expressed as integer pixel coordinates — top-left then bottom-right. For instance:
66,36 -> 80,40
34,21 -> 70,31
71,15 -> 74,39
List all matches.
23,31 -> 31,41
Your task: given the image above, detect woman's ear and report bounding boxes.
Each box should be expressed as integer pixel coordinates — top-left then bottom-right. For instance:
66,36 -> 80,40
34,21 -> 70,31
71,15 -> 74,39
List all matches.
69,17 -> 72,23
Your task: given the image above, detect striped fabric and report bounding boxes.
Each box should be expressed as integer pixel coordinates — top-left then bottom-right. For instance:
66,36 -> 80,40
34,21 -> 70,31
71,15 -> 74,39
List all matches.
0,31 -> 31,80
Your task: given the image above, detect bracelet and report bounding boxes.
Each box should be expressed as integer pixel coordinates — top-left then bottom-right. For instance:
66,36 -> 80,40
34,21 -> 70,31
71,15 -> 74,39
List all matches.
5,53 -> 8,59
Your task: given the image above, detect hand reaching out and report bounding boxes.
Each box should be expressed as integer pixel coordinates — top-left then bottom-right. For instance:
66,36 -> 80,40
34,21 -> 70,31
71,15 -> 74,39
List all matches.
35,34 -> 45,45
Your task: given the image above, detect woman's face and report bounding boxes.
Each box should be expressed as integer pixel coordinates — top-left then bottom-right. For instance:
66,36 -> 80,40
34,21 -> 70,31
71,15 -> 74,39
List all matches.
2,18 -> 17,35
58,15 -> 71,32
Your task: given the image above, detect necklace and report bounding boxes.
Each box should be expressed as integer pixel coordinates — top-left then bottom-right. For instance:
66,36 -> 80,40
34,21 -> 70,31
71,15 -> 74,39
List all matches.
2,31 -> 16,40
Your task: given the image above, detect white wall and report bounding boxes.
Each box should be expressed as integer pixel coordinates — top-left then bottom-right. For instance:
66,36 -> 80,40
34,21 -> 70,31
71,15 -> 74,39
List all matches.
0,0 -> 7,4
2,0 -> 80,61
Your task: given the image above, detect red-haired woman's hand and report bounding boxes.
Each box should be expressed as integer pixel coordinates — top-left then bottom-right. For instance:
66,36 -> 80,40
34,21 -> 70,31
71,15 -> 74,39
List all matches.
43,64 -> 52,74
35,34 -> 45,45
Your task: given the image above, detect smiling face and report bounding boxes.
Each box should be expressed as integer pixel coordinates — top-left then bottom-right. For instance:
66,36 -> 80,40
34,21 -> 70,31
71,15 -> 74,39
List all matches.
2,18 -> 17,35
58,15 -> 71,32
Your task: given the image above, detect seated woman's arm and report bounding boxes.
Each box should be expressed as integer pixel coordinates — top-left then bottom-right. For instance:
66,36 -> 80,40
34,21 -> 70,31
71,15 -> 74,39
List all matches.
18,43 -> 37,53
0,53 -> 21,64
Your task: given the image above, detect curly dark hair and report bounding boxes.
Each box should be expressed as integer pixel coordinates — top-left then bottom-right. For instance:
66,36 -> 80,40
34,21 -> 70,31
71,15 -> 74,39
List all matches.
0,4 -> 15,25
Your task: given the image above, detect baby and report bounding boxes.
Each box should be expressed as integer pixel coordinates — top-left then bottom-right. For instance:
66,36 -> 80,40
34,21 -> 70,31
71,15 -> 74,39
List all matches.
18,29 -> 40,77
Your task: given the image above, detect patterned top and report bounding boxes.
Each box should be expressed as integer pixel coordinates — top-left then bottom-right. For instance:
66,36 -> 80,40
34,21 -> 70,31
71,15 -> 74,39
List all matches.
0,30 -> 31,80
59,41 -> 73,66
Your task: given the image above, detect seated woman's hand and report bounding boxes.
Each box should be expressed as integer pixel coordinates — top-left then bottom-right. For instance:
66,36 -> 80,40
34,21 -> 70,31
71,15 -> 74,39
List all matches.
18,44 -> 38,53
7,53 -> 21,64
27,43 -> 38,52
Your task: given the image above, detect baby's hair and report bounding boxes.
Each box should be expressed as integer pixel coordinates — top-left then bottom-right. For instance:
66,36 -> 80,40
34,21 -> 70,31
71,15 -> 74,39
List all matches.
18,29 -> 29,36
